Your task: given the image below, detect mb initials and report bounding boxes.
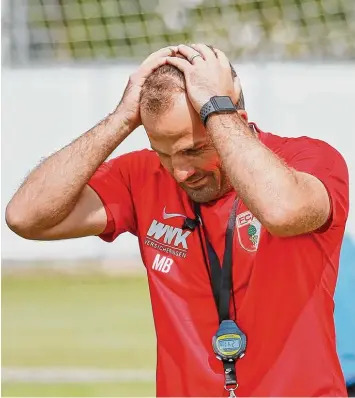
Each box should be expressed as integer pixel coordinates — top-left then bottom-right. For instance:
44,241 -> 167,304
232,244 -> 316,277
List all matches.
152,254 -> 173,273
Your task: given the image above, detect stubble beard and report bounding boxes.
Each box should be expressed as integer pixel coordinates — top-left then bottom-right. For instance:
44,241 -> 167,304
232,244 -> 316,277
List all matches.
182,169 -> 233,203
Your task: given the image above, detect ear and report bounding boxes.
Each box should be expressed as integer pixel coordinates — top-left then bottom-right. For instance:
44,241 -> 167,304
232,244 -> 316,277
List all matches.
237,109 -> 248,122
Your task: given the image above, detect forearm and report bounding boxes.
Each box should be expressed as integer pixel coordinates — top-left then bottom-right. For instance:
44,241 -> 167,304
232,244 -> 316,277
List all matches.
206,113 -> 305,228
6,107 -> 133,231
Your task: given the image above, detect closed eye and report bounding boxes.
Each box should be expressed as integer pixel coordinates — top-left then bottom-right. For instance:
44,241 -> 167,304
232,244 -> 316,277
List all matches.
183,146 -> 206,156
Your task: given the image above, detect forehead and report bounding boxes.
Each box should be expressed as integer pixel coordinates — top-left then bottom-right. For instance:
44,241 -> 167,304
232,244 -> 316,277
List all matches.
142,93 -> 207,154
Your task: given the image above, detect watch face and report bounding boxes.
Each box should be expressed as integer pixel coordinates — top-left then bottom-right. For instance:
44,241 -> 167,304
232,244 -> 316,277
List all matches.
212,96 -> 235,111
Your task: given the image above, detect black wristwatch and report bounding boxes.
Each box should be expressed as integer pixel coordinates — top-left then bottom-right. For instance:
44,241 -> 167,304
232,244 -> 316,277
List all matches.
200,96 -> 237,126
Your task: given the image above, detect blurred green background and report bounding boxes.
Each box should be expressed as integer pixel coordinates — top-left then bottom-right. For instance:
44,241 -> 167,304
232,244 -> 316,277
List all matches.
4,0 -> 354,66
1,269 -> 156,397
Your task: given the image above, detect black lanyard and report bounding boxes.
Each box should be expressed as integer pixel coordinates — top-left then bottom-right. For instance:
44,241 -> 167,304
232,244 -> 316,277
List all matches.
194,197 -> 239,322
194,198 -> 246,396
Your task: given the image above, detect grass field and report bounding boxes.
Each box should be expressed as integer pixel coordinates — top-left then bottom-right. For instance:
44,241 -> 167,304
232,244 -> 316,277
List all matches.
1,269 -> 157,397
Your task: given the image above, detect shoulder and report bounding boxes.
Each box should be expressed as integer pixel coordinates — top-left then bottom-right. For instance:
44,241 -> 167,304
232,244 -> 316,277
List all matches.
107,149 -> 162,177
91,149 -> 164,192
109,148 -> 160,168
253,123 -> 347,167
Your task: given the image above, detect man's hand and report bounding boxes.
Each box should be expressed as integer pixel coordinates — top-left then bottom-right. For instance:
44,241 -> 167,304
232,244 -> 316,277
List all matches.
166,44 -> 240,113
5,47 -> 176,241
118,46 -> 177,130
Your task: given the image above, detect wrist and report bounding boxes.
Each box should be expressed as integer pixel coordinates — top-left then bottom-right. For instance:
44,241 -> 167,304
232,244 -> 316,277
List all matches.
113,104 -> 138,132
98,109 -> 134,144
200,95 -> 237,126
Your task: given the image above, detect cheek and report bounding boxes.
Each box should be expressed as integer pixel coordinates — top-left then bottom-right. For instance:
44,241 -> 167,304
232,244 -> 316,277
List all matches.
195,152 -> 221,172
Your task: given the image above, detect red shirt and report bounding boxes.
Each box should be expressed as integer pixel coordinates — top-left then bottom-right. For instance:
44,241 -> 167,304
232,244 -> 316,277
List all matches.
88,124 -> 349,397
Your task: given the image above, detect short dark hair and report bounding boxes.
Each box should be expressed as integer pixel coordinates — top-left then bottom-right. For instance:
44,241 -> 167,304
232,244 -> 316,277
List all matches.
140,51 -> 245,117
140,64 -> 185,117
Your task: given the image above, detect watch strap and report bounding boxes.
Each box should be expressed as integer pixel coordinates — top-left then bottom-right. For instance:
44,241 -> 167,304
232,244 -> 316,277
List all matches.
200,101 -> 216,126
200,96 -> 237,126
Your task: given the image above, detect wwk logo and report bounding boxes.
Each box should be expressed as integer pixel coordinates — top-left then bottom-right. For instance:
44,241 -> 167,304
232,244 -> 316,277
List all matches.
147,220 -> 190,248
144,217 -> 191,259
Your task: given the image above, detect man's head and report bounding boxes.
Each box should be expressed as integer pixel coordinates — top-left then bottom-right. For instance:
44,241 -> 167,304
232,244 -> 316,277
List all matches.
140,56 -> 247,203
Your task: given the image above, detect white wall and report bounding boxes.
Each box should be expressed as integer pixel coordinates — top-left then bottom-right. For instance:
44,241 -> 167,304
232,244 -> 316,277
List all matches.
2,63 -> 354,260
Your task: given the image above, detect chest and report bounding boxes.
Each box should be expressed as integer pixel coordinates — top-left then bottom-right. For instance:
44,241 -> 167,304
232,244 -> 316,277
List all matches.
135,187 -> 263,304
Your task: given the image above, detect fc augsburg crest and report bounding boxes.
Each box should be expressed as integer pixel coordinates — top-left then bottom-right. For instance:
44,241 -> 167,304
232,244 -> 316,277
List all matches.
236,211 -> 261,252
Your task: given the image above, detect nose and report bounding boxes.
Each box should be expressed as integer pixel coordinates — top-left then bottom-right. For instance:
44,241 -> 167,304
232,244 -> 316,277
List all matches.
172,158 -> 195,183
174,167 -> 195,183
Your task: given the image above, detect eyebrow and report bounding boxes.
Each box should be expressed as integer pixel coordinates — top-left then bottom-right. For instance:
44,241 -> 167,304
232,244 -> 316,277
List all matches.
151,143 -> 205,156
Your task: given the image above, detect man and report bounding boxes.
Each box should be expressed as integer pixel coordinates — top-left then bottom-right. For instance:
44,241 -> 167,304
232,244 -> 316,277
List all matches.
6,44 -> 349,396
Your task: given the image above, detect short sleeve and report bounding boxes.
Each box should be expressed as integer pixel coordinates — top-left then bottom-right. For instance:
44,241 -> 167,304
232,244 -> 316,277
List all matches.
87,154 -> 137,242
288,139 -> 349,230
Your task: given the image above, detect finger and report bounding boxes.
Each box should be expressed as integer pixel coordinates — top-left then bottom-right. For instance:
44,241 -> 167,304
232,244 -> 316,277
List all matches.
166,56 -> 192,73
177,44 -> 204,63
142,46 -> 178,65
191,43 -> 217,62
137,56 -> 169,79
205,44 -> 218,56
213,48 -> 232,70
142,46 -> 177,65
153,46 -> 178,57
213,49 -> 242,103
